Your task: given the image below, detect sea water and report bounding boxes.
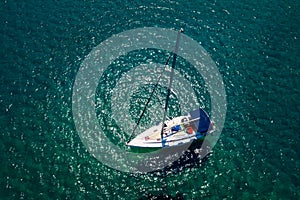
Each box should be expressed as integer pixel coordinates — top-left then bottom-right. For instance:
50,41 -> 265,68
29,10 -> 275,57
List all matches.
1,0 -> 299,199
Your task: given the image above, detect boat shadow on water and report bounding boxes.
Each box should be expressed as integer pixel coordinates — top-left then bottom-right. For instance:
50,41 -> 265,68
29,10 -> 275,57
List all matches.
137,140 -> 211,200
139,192 -> 184,200
153,139 -> 211,175
130,138 -> 212,175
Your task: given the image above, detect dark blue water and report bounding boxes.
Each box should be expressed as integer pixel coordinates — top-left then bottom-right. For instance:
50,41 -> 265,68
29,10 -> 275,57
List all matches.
1,0 -> 299,199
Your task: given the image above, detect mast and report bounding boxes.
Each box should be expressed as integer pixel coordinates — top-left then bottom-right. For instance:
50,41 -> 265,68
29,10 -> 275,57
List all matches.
127,55 -> 172,143
160,29 -> 184,142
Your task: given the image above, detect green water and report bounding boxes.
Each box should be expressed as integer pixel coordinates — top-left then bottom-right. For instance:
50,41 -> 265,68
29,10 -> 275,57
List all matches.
1,0 -> 299,199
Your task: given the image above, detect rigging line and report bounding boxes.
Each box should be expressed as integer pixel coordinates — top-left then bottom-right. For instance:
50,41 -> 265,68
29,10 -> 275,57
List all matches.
127,54 -> 172,143
160,29 -> 184,140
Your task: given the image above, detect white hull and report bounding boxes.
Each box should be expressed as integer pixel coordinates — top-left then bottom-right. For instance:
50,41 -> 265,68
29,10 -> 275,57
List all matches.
127,109 -> 215,148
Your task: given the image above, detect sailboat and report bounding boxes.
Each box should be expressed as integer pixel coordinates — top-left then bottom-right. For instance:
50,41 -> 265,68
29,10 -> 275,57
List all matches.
126,29 -> 215,148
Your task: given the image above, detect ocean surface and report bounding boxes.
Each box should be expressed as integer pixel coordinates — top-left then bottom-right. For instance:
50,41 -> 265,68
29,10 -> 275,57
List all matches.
1,0 -> 299,199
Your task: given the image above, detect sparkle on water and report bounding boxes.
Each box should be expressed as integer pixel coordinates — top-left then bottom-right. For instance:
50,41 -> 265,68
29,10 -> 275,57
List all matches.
1,0 -> 299,199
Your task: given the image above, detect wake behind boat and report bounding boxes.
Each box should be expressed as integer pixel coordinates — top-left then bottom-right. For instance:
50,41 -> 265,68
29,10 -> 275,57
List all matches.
126,29 -> 215,149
